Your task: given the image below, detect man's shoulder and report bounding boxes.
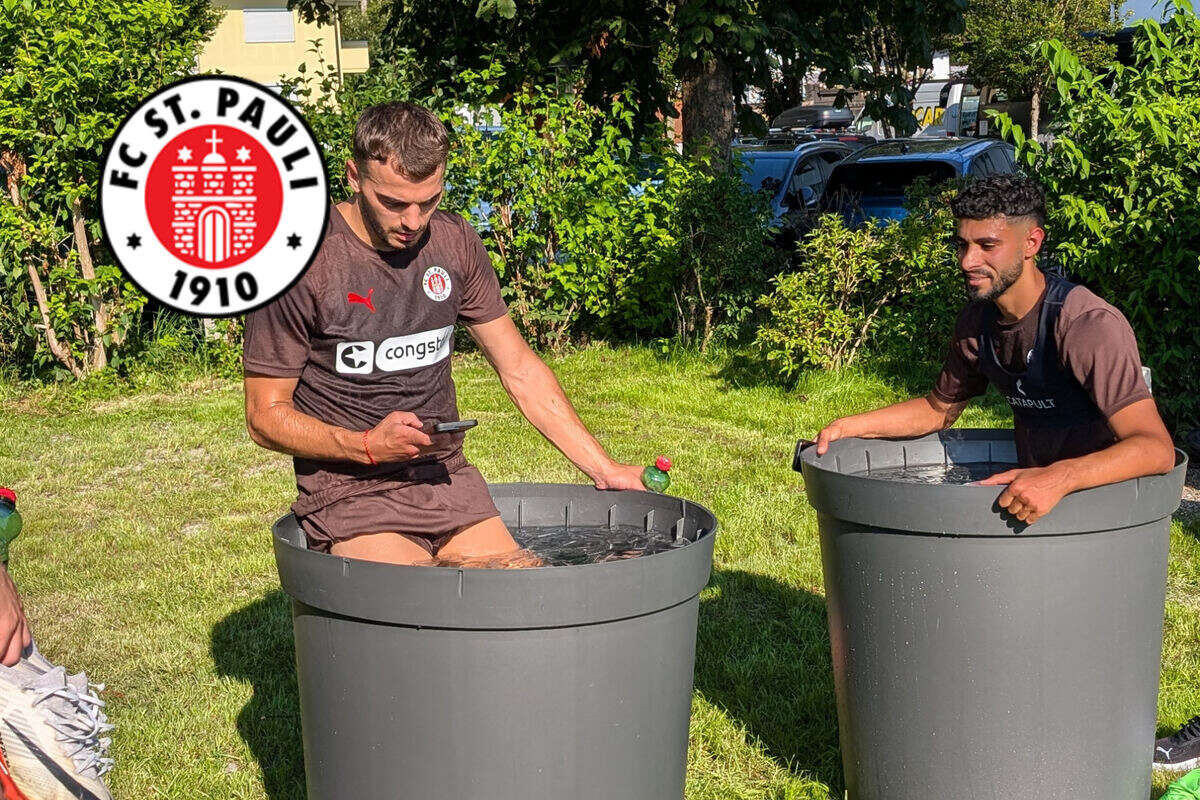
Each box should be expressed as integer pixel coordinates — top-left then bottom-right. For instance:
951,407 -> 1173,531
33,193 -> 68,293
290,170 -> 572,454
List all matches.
1062,282 -> 1125,320
428,209 -> 478,241
424,211 -> 489,278
1060,282 -> 1135,334
300,209 -> 364,286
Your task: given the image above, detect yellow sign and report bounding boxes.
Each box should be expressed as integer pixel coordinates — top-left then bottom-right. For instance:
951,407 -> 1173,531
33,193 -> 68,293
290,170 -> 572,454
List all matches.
913,106 -> 946,128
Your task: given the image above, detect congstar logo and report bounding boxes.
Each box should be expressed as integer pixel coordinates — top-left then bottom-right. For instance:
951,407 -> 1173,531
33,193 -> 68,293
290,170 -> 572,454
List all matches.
335,325 -> 454,374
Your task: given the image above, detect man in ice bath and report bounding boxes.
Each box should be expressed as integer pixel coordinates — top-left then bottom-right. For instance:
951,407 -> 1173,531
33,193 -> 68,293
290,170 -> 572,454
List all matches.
243,102 -> 645,566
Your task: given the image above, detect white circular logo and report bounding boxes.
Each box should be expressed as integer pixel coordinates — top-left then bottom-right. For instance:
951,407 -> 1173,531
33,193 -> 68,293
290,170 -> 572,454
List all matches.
99,75 -> 329,317
423,266 -> 452,302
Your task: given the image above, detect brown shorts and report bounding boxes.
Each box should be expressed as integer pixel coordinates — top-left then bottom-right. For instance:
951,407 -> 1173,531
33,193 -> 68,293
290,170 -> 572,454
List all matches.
297,463 -> 501,554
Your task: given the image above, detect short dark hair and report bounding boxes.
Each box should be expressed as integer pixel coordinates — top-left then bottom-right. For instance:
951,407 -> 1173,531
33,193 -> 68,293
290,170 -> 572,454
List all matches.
951,174 -> 1046,228
353,102 -> 450,180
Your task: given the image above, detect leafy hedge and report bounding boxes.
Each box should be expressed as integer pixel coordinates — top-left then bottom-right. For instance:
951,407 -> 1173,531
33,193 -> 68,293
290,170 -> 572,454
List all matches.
754,183 -> 961,380
0,0 -> 218,379
994,6 -> 1200,427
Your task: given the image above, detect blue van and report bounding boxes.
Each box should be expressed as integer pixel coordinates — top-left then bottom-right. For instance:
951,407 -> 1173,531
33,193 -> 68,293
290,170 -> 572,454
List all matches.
821,138 -> 1017,225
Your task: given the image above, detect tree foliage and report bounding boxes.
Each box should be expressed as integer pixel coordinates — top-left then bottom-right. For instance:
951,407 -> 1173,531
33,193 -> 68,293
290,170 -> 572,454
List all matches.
822,0 -> 967,137
993,5 -> 1200,426
285,52 -> 777,349
953,0 -> 1121,135
289,0 -> 966,153
0,0 -> 219,378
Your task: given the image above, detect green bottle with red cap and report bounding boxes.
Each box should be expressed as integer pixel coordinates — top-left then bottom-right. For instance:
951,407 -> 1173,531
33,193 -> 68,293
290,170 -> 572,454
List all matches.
0,488 -> 20,567
641,456 -> 672,493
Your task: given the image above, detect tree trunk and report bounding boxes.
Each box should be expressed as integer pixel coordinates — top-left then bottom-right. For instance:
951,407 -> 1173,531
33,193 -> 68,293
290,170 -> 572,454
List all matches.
680,52 -> 734,164
1030,85 -> 1042,140
4,152 -> 88,377
25,260 -> 84,379
70,196 -> 109,371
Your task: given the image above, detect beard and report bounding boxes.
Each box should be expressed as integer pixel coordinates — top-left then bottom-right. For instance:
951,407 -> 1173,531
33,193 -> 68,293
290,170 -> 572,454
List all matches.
360,200 -> 424,251
965,259 -> 1023,303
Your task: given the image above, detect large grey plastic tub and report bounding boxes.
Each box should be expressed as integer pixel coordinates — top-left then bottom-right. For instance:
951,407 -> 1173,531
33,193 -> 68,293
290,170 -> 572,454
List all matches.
795,429 -> 1187,800
272,483 -> 717,800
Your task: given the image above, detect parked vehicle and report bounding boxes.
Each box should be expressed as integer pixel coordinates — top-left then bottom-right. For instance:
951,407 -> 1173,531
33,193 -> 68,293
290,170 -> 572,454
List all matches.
733,139 -> 860,228
854,78 -> 1048,140
852,78 -> 982,139
770,104 -> 856,132
821,137 -> 1017,224
757,131 -> 876,149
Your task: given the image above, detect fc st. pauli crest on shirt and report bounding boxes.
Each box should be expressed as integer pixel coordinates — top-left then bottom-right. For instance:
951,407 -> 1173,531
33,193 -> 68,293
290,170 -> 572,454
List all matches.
423,266 -> 452,302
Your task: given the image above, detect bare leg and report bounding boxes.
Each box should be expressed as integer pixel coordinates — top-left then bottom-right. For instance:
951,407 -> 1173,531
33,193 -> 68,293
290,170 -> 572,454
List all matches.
436,517 -> 543,568
331,531 -> 435,566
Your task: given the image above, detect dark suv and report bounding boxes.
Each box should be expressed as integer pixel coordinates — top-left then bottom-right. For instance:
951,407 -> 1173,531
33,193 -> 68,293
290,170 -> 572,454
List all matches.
821,138 -> 1018,225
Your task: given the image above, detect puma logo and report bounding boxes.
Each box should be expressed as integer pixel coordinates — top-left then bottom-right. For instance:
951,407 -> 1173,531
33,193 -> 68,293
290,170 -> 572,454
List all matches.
348,288 -> 375,313
1158,746 -> 1173,758
1016,378 -> 1026,397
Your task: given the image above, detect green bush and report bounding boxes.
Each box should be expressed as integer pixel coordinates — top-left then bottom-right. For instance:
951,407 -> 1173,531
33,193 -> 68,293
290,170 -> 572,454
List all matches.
634,158 -> 781,348
445,71 -> 662,348
0,0 -> 218,380
754,184 -> 960,379
992,6 -> 1200,427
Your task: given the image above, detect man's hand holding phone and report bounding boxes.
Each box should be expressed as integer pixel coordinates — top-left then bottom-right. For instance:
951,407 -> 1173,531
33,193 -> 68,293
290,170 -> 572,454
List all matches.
362,415 -> 479,464
363,411 -> 433,462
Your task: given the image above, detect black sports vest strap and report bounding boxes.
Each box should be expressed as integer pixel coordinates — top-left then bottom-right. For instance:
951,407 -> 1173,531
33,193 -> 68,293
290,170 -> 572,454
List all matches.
977,272 -> 1106,429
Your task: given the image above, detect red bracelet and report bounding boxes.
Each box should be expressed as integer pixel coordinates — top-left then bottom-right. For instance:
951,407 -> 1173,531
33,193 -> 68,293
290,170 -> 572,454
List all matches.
362,429 -> 377,466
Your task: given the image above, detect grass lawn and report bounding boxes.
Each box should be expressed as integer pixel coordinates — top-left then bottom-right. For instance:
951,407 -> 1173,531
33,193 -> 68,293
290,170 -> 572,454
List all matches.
0,344 -> 1195,799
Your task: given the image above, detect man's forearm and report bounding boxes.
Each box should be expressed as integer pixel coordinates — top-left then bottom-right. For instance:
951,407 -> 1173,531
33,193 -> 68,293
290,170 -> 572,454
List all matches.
835,396 -> 959,439
247,402 -> 368,464
497,351 -> 615,480
1053,433 -> 1177,494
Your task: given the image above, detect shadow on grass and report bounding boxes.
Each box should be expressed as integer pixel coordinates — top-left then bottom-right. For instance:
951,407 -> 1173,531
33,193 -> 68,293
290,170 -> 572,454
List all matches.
695,569 -> 843,793
211,590 -> 305,800
710,347 -> 947,399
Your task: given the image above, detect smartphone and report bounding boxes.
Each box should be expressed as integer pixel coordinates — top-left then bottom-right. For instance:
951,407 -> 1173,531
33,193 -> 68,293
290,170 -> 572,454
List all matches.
434,419 -> 478,434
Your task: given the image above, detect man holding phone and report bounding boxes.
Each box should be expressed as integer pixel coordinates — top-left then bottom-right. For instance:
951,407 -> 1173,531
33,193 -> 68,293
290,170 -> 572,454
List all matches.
243,102 -> 645,566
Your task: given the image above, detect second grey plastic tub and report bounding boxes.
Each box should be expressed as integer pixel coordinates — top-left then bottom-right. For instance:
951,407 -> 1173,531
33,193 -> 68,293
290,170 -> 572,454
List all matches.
273,483 -> 717,800
796,429 -> 1186,800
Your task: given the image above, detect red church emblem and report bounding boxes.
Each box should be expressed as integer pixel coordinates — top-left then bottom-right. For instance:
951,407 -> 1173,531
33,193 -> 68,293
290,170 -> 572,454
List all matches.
144,125 -> 284,269
422,266 -> 451,301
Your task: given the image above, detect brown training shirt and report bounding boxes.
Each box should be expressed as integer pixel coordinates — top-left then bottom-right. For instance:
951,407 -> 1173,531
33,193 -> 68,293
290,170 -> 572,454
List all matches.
932,283 -> 1151,466
243,205 -> 508,513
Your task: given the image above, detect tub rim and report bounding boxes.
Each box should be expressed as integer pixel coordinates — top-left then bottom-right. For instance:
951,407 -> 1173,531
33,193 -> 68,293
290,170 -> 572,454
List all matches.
273,482 -> 718,629
796,428 -> 1187,537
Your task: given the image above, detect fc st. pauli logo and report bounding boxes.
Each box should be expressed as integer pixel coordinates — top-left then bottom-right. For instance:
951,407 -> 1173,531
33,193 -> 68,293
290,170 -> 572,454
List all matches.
100,76 -> 328,317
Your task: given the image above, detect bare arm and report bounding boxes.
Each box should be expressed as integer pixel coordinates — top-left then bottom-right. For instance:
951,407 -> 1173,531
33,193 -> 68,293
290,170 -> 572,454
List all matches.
815,394 -> 968,455
466,315 -> 644,490
0,567 -> 30,666
980,398 -> 1176,523
244,374 -> 431,464
1050,398 -> 1177,488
